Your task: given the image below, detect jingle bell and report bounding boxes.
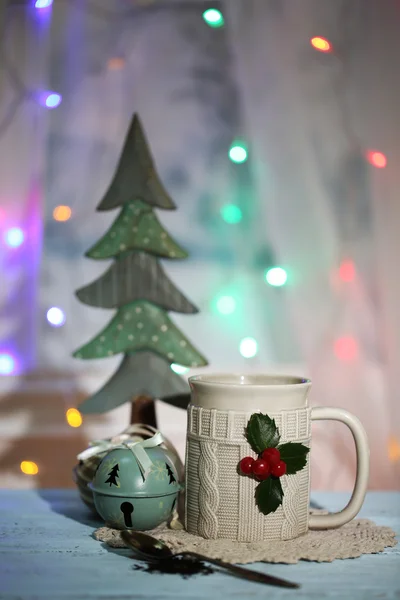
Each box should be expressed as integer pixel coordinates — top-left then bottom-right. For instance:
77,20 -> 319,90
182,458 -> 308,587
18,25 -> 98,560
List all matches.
73,424 -> 184,514
91,446 -> 179,530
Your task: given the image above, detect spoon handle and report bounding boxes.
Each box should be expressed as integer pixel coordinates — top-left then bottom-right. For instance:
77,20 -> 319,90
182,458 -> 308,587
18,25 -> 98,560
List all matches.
180,551 -> 299,588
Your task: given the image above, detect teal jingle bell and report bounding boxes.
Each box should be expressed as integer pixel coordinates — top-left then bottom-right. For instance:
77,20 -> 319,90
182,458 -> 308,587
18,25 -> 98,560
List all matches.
91,444 -> 180,530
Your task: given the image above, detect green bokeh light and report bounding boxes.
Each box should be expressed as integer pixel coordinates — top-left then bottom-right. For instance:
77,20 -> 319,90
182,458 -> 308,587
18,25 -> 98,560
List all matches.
264,267 -> 288,287
239,337 -> 258,358
202,8 -> 224,28
228,142 -> 248,163
216,295 -> 236,315
170,363 -> 189,375
220,204 -> 242,224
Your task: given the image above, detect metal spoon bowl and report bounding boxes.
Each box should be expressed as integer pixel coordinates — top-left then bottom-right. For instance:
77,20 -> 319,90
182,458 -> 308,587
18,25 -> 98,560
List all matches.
121,530 -> 299,589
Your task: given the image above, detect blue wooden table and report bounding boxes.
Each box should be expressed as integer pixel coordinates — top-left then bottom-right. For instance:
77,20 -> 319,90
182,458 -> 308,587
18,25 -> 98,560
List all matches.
0,490 -> 398,599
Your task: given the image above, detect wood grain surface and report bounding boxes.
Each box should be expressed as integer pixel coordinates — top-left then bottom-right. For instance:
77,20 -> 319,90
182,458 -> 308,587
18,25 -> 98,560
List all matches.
0,490 -> 398,599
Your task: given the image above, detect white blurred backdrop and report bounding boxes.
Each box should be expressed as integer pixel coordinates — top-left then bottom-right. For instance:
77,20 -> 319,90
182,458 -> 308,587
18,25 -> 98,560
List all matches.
0,0 -> 399,491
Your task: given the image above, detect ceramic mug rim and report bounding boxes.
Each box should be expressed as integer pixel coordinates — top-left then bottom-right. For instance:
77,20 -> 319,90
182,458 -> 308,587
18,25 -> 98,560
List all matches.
189,373 -> 311,389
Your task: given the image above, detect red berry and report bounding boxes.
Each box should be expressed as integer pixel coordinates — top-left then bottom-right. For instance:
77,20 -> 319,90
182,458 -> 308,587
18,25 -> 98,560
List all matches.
261,447 -> 281,466
271,460 -> 287,477
252,459 -> 271,480
239,456 -> 255,475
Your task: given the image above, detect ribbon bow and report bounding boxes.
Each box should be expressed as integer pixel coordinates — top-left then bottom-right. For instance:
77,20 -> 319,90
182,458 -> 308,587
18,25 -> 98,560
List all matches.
77,427 -> 165,480
124,431 -> 164,479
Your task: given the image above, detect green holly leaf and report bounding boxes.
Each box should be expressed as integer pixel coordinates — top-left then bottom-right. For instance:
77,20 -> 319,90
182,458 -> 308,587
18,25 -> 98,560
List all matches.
246,413 -> 280,453
278,442 -> 310,474
255,477 -> 284,515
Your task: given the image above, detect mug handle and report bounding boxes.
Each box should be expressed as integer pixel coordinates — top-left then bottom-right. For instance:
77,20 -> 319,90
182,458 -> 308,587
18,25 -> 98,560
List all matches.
308,406 -> 370,530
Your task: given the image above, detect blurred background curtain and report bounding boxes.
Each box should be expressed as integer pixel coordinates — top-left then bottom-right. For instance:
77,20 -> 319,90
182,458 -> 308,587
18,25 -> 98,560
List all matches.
0,0 -> 399,490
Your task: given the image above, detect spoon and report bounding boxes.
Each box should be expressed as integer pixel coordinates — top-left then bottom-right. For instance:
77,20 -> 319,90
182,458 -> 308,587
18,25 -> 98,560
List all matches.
121,530 -> 299,589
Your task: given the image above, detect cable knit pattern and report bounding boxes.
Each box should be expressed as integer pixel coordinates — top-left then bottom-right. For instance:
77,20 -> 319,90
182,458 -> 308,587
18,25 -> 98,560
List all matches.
197,440 -> 219,539
186,404 -> 311,541
281,471 -> 301,540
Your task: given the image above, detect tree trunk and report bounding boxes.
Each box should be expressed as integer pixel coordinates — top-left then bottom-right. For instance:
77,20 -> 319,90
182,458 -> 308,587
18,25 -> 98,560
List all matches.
130,395 -> 157,428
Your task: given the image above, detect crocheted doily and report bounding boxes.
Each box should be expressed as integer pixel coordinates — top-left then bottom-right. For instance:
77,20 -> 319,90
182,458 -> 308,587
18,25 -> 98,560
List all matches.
94,515 -> 396,564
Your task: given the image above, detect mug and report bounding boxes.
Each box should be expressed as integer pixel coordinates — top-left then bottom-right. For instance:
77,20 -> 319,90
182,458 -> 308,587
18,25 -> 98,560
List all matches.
185,374 -> 369,542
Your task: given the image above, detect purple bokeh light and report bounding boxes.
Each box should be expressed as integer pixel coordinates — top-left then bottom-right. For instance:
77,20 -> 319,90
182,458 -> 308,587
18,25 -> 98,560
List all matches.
4,227 -> 24,248
35,0 -> 53,8
0,353 -> 17,375
39,91 -> 62,109
44,93 -> 62,108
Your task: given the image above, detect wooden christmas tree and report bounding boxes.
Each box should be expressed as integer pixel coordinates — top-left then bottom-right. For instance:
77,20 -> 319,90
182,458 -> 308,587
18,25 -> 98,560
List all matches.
73,113 -> 208,423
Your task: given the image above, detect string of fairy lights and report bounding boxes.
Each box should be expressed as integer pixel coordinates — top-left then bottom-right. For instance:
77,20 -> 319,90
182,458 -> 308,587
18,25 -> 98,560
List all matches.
2,5 -> 388,371
0,3 -> 393,476
309,34 -> 387,363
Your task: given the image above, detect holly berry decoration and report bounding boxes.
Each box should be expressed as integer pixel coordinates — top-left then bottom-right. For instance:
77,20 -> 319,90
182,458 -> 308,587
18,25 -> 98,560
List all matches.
239,412 -> 309,516
239,456 -> 255,475
240,451 -> 286,480
271,460 -> 287,478
261,447 -> 281,466
251,458 -> 271,480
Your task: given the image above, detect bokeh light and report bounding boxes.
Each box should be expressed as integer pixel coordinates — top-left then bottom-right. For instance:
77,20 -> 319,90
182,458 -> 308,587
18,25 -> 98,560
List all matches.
339,260 -> 355,282
310,36 -> 332,52
0,353 -> 16,375
66,408 -> 83,428
107,57 -> 126,70
53,205 -> 72,222
46,307 -> 66,327
20,461 -> 39,475
35,0 -> 53,7
39,91 -> 62,109
239,337 -> 258,358
45,93 -> 62,108
202,8 -> 224,28
334,336 -> 358,361
215,295 -> 236,315
388,436 -> 400,462
366,151 -> 387,169
170,363 -> 189,375
264,267 -> 287,287
220,204 -> 242,224
228,142 -> 248,164
4,227 -> 24,248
